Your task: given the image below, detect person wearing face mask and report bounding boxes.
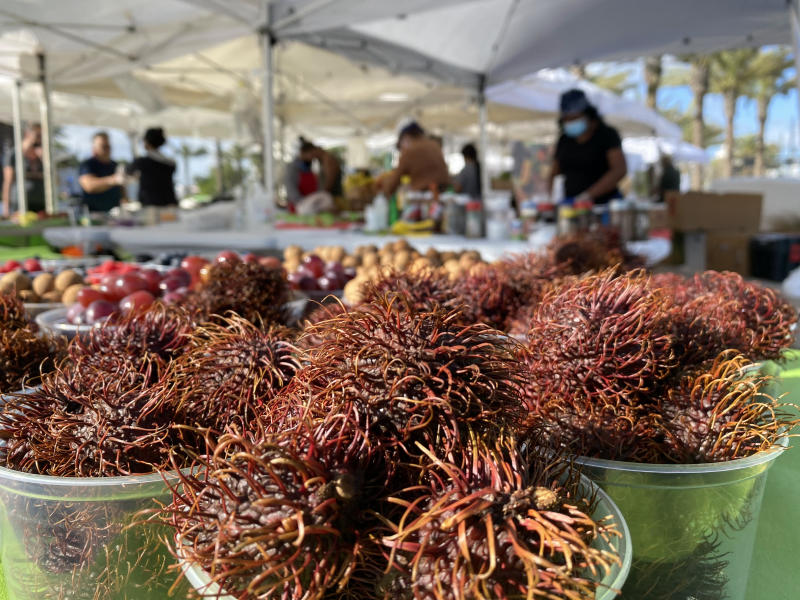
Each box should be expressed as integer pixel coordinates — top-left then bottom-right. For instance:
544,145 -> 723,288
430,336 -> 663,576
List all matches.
381,122 -> 450,196
548,89 -> 627,205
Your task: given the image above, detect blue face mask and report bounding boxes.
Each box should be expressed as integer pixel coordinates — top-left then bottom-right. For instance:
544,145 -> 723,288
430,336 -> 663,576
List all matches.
563,117 -> 588,138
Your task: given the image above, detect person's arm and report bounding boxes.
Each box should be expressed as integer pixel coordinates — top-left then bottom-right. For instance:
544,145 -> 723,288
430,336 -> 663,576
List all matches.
584,148 -> 627,200
2,165 -> 13,217
79,171 -> 122,194
546,159 -> 560,196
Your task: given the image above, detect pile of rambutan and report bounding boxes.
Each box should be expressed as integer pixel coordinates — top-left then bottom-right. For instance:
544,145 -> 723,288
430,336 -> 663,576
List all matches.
0,291 -> 63,394
166,296 -> 625,600
523,268 -> 797,463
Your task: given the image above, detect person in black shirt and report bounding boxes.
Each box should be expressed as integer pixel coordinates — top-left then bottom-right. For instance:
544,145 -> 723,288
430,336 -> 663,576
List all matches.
126,128 -> 177,207
79,131 -> 124,213
2,123 -> 46,216
548,89 -> 627,205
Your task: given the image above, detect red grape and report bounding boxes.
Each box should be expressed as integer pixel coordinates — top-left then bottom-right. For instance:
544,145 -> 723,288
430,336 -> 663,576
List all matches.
342,267 -> 357,281
325,261 -> 345,277
85,300 -> 117,324
242,253 -> 259,264
66,302 -> 87,325
165,268 -> 191,288
159,277 -> 184,294
114,274 -> 148,298
298,275 -> 320,291
317,275 -> 340,291
139,269 -> 163,294
76,287 -> 108,308
162,291 -> 185,305
215,250 -> 240,264
181,256 -> 209,274
120,290 -> 155,313
302,254 -> 325,278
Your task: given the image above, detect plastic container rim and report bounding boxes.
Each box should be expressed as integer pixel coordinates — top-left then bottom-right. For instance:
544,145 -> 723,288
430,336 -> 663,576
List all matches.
576,438 -> 788,474
0,463 -> 186,488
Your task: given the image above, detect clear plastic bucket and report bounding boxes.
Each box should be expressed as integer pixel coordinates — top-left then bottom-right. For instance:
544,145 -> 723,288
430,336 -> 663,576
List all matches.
0,466 -> 188,599
577,442 -> 786,600
181,473 -> 632,599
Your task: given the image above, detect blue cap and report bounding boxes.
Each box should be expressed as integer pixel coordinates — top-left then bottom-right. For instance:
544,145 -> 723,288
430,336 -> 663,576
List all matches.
560,89 -> 589,115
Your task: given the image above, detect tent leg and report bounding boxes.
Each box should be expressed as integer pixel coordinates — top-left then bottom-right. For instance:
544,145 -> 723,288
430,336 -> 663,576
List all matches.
10,80 -> 27,217
791,0 -> 800,157
38,53 -> 56,215
259,5 -> 276,218
215,139 -> 225,194
478,80 -> 490,200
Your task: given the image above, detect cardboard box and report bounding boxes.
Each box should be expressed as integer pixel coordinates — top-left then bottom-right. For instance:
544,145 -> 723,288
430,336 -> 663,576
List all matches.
705,231 -> 752,276
665,191 -> 762,232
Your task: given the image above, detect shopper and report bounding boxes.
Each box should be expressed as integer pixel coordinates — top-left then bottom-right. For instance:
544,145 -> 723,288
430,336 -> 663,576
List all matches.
309,142 -> 343,199
381,121 -> 450,196
125,127 -> 177,207
453,142 -> 482,199
656,154 -> 681,203
548,89 -> 627,204
285,138 -> 320,212
78,131 -> 124,213
2,123 -> 45,216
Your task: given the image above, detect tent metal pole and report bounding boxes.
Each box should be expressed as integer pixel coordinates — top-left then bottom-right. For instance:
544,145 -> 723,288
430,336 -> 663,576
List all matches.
259,2 -> 276,216
10,79 -> 27,216
478,76 -> 490,200
38,53 -> 56,215
215,139 -> 225,193
790,0 -> 800,160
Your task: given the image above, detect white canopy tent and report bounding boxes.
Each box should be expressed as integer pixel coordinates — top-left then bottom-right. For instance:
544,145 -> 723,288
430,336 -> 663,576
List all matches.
1,0 -> 799,212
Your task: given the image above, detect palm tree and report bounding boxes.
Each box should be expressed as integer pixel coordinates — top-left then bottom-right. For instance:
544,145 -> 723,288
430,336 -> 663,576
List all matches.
644,55 -> 662,110
709,48 -> 759,179
664,54 -> 712,187
747,49 -> 794,176
177,143 -> 208,191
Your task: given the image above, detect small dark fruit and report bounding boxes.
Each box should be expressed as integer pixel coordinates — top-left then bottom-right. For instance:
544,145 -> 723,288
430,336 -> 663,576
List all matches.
66,302 -> 87,325
215,250 -> 240,264
85,299 -> 117,324
120,291 -> 155,313
302,254 -> 325,278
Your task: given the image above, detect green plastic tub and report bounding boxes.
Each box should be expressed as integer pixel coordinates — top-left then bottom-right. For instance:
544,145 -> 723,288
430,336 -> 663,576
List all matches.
0,466 -> 188,600
578,442 -> 786,599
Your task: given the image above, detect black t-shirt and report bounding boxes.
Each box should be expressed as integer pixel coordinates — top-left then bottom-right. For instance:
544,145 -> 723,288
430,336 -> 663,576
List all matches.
555,122 -> 622,204
3,148 -> 45,212
127,153 -> 177,207
79,157 -> 121,212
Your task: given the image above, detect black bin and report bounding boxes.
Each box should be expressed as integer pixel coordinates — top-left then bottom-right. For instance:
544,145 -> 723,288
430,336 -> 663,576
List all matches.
750,233 -> 800,281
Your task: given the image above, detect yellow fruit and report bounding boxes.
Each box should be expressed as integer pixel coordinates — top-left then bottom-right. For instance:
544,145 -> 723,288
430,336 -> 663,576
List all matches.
41,290 -> 63,303
62,283 -> 85,306
0,271 -> 30,293
54,269 -> 83,291
32,273 -> 55,296
17,290 -> 39,303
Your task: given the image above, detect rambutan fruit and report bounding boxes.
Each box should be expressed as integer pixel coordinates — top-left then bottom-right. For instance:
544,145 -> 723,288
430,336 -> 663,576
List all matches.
0,290 -> 27,330
169,419 -> 389,600
0,326 -> 63,394
685,271 -> 797,361
0,357 -> 180,477
68,304 -> 194,382
299,295 -> 529,453
449,264 -> 522,331
361,269 -> 464,315
188,260 -> 289,324
384,435 -> 622,600
168,314 -> 301,433
527,268 -> 676,404
655,350 -> 792,463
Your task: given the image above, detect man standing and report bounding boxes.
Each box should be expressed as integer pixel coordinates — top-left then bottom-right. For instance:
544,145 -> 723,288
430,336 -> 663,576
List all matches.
78,131 -> 124,212
381,122 -> 450,196
2,123 -> 45,216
